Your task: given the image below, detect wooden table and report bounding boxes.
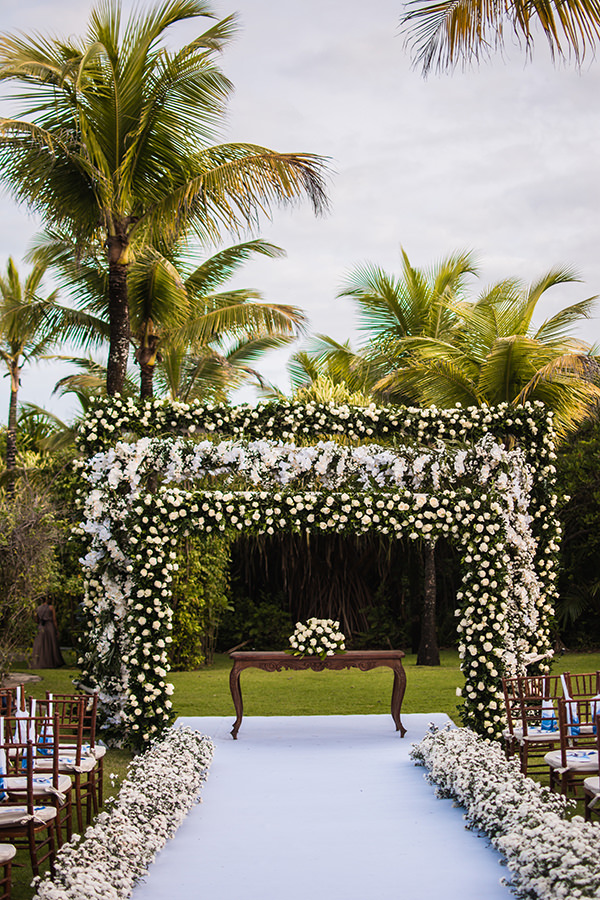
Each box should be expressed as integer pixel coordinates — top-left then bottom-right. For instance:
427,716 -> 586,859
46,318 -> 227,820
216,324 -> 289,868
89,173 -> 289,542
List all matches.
228,649 -> 407,739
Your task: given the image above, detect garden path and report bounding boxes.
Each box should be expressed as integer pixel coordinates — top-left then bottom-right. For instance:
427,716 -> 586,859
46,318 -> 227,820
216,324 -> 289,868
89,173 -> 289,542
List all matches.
132,714 -> 512,900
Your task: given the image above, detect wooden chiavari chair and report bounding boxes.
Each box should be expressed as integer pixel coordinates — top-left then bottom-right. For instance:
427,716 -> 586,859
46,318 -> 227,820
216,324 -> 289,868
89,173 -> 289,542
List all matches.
0,728 -> 57,877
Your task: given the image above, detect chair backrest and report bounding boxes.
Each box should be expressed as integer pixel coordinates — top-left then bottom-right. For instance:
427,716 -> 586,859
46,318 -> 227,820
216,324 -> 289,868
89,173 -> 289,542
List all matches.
556,697 -> 599,766
502,676 -> 522,737
2,712 -> 60,783
47,693 -> 98,750
0,690 -> 16,718
36,697 -> 86,764
518,674 -> 562,701
0,735 -> 35,816
515,675 -> 562,737
562,671 -> 600,699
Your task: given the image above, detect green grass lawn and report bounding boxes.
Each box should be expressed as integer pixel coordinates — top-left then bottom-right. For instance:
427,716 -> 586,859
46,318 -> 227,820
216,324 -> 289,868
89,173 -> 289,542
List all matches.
9,648 -> 600,899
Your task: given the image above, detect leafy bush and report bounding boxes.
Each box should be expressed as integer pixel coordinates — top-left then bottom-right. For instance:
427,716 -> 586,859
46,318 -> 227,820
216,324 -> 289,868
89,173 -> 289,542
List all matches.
169,535 -> 231,668
0,482 -> 61,675
216,591 -> 294,651
555,417 -> 600,647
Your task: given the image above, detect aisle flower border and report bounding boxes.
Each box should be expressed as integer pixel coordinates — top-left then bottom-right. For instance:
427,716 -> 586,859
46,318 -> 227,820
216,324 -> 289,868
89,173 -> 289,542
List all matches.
410,726 -> 600,899
33,726 -> 214,900
75,398 -> 561,747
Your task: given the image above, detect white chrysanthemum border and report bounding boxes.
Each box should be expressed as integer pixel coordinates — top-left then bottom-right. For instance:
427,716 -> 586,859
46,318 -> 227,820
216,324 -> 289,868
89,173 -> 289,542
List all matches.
33,726 -> 214,900
76,402 -> 560,747
410,726 -> 600,900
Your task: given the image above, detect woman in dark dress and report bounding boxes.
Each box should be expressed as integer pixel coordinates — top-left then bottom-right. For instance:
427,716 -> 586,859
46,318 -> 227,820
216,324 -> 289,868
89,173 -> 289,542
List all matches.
31,601 -> 65,668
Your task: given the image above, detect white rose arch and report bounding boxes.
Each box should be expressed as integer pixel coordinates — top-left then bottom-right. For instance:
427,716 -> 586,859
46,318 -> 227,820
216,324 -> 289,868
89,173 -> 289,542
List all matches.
75,398 -> 560,747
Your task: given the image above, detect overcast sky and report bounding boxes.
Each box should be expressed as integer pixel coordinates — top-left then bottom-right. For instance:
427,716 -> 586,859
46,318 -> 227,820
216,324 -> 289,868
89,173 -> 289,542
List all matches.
1,0 -> 600,420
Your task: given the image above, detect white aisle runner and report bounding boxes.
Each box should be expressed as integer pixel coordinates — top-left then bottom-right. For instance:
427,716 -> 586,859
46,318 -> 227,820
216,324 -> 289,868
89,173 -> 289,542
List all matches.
132,714 -> 512,900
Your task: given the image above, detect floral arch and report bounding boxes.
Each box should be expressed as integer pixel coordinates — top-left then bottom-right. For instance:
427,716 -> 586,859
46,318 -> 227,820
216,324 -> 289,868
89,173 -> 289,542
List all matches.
75,397 -> 560,747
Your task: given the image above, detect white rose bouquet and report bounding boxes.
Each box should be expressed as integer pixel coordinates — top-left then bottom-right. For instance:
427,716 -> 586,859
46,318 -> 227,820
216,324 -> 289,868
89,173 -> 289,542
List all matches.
288,618 -> 346,660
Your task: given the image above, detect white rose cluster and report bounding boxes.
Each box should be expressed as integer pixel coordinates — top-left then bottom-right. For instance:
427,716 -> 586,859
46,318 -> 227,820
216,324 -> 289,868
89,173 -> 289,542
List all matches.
289,618 -> 346,659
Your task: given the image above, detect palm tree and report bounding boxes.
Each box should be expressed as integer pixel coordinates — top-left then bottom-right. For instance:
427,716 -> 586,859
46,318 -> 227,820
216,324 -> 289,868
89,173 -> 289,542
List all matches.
377,265 -> 600,436
260,339 -> 377,405
32,232 -> 306,401
0,0 -> 328,396
129,240 -> 306,398
331,248 -> 478,405
400,0 -> 600,72
326,249 -> 599,664
0,259 -> 98,492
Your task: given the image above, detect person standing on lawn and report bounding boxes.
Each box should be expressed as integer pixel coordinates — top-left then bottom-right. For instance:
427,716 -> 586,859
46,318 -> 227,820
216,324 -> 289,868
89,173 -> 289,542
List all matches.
31,600 -> 64,668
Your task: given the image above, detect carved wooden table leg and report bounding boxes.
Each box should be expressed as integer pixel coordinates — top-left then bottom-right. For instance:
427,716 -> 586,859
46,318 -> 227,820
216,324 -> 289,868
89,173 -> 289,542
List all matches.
230,662 -> 244,739
391,663 -> 407,736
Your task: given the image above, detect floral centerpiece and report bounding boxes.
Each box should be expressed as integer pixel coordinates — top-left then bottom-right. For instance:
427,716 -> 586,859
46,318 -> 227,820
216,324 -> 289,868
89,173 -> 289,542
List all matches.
288,618 -> 346,659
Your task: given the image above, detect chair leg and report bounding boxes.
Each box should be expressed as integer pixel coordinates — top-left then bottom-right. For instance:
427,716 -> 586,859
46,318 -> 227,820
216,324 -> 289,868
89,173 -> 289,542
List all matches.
74,774 -> 84,833
55,791 -> 73,846
0,858 -> 12,900
49,821 -> 57,876
520,748 -> 528,776
27,823 -> 39,879
84,771 -> 97,826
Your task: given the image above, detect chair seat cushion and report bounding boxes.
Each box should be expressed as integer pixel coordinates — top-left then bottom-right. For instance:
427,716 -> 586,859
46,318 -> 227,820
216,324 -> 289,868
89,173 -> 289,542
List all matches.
0,804 -> 57,826
521,728 -> 560,742
0,843 -> 16,864
35,755 -> 97,773
59,743 -> 105,759
544,749 -> 599,771
584,776 -> 600,794
7,774 -> 72,796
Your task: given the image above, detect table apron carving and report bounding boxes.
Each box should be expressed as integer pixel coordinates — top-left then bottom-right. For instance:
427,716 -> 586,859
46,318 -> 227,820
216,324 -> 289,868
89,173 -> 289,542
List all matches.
228,650 -> 407,739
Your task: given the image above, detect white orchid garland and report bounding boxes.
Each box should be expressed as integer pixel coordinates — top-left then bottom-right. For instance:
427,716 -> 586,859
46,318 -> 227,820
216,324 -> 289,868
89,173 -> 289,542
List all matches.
75,399 -> 560,747
411,726 -> 600,899
32,726 -> 214,900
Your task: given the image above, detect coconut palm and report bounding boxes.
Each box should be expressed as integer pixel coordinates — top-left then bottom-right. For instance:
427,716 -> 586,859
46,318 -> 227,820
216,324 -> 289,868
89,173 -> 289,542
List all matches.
130,239 -> 306,398
33,231 -> 306,400
400,0 -> 600,72
377,265 -> 600,436
326,249 -> 599,663
328,248 -> 478,405
0,0 -> 328,396
0,259 -> 101,492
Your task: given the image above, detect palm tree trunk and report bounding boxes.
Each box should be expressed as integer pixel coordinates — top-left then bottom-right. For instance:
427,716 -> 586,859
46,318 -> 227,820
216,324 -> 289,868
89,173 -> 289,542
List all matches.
136,335 -> 161,400
139,362 -> 154,399
417,542 -> 440,666
107,234 -> 131,396
6,363 -> 19,497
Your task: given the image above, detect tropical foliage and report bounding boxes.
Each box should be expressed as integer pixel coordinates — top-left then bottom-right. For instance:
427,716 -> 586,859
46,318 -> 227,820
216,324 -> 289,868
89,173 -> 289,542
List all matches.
0,258 -> 100,490
555,416 -> 600,647
400,0 -> 600,72
169,534 -> 230,668
0,0 -> 328,394
34,232 -> 306,400
320,249 -> 599,437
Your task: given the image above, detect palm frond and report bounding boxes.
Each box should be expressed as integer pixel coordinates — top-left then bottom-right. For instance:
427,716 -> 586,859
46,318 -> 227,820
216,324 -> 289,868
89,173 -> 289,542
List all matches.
400,0 -> 600,73
184,240 -> 285,295
534,296 -> 599,343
